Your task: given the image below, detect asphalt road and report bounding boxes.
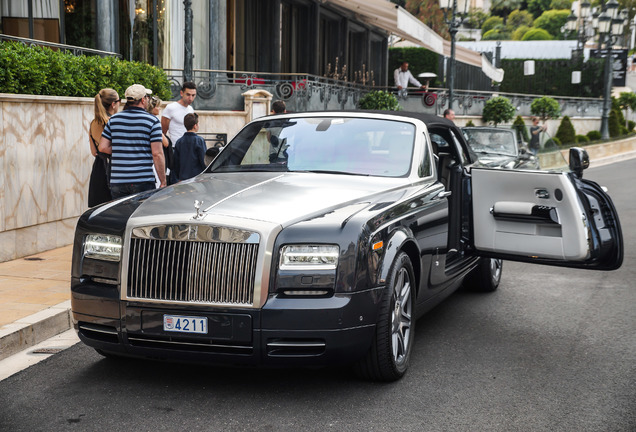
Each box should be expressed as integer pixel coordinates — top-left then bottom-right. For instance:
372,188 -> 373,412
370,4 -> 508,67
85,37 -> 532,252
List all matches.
1,159 -> 634,432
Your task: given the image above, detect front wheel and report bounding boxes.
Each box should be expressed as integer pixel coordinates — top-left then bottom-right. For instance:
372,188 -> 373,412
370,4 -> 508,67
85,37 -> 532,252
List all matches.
354,252 -> 416,382
464,257 -> 502,292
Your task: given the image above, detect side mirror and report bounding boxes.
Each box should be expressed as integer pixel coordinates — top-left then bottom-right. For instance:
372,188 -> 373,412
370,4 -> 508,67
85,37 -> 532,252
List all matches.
569,147 -> 589,178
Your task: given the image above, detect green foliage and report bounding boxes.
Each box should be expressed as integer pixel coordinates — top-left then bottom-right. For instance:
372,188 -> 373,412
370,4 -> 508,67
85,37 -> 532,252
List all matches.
507,10 -> 534,30
388,47 -> 439,87
490,0 -> 524,18
466,120 -> 476,126
521,27 -> 553,40
530,96 -> 561,120
549,136 -> 561,146
465,8 -> 489,29
482,96 -> 516,126
512,115 -> 530,142
512,25 -> 532,40
549,0 -> 572,9
358,90 -> 402,111
575,134 -> 590,143
0,41 -> 171,100
482,16 -> 504,35
533,10 -> 570,39
555,115 -> 576,144
527,0 -> 552,18
618,92 -> 636,111
609,109 -> 621,138
628,120 -> 635,132
483,29 -> 511,40
586,130 -> 601,141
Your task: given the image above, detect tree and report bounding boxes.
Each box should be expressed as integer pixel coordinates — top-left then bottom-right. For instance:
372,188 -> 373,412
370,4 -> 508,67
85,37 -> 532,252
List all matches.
507,9 -> 534,31
527,0 -> 551,18
405,0 -> 448,38
617,92 -> 636,129
490,0 -> 524,21
482,96 -> 516,126
533,9 -> 570,39
609,109 -> 621,137
513,115 -> 530,142
530,96 -> 561,121
482,16 -> 504,35
550,0 -> 572,8
358,90 -> 401,111
555,116 -> 576,145
483,29 -> 511,40
512,25 -> 532,40
522,28 -> 553,40
465,8 -> 489,29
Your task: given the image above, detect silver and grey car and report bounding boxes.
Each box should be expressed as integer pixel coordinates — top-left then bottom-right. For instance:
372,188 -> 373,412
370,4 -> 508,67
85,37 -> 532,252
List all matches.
71,111 -> 623,381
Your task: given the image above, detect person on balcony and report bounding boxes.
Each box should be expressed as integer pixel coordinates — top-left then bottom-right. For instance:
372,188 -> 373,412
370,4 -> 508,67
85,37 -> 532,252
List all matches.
394,62 -> 426,94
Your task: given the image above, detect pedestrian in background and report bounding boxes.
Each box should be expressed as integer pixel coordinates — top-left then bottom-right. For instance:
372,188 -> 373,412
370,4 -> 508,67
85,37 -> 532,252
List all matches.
529,116 -> 546,155
147,95 -> 173,186
443,109 -> 455,123
271,100 -> 287,114
99,84 -> 166,198
161,81 -> 197,145
88,88 -> 120,207
173,113 -> 206,182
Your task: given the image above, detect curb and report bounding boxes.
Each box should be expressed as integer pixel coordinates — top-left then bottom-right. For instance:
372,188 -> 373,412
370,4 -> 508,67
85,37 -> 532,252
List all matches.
0,301 -> 72,361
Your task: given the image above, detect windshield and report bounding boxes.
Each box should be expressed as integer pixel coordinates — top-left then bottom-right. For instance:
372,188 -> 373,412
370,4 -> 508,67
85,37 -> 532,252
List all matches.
463,128 -> 518,156
207,117 -> 415,177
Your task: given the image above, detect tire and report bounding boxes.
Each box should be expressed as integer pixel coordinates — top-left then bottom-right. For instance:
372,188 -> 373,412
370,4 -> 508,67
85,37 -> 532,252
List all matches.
354,252 -> 416,382
463,257 -> 502,292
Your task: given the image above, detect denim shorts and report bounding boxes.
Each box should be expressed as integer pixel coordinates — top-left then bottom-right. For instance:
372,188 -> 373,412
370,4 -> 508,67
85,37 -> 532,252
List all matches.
109,182 -> 156,199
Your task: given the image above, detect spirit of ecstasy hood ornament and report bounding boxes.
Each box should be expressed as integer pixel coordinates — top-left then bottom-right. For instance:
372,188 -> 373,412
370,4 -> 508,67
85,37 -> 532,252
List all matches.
193,200 -> 206,220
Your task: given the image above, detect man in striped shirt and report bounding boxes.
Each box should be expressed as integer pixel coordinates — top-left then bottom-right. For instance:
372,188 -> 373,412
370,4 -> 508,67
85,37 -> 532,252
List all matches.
99,84 -> 166,199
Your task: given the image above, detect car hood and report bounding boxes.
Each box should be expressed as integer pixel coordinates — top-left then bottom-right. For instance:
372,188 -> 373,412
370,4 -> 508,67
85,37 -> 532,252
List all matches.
128,172 -> 408,227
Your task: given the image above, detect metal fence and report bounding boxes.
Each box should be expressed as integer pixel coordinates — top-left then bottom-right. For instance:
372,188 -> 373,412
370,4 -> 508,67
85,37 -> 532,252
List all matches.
0,34 -> 122,58
167,69 -> 604,119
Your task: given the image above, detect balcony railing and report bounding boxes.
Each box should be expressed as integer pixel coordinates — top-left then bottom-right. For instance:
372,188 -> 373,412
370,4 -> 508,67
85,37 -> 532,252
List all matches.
166,69 -> 604,119
0,34 -> 121,58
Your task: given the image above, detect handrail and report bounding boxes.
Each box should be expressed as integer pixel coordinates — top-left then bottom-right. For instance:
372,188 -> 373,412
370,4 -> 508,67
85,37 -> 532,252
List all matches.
0,34 -> 122,58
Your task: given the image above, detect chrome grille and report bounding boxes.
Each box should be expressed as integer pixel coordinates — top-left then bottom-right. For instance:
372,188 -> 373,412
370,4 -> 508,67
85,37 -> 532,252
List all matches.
127,238 -> 258,305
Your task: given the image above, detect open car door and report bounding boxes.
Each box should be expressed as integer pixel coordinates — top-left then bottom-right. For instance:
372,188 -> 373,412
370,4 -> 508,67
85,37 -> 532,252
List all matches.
470,148 -> 623,270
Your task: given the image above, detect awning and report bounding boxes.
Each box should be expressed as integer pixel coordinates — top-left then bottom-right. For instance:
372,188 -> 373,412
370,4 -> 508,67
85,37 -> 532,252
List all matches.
325,0 -> 504,80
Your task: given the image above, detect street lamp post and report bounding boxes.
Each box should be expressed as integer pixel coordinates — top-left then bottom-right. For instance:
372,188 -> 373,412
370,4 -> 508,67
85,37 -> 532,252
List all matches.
439,0 -> 468,110
566,0 -> 626,140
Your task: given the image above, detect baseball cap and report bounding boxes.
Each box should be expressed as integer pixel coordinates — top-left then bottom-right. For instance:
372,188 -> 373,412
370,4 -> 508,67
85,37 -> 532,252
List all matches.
125,84 -> 152,101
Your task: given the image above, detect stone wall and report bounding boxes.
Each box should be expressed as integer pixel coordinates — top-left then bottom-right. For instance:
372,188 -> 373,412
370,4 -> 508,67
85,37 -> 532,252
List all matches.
0,90 -> 271,262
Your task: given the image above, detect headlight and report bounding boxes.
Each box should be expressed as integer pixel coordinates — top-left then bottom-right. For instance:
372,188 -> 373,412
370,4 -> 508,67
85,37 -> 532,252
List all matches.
83,234 -> 123,262
279,245 -> 339,270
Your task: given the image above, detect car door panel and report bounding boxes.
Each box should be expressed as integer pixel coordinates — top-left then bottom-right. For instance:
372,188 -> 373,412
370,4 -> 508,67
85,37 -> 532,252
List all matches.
470,168 -> 622,270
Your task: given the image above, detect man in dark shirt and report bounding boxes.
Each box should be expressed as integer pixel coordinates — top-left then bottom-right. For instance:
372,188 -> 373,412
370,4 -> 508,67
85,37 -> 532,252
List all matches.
173,113 -> 206,182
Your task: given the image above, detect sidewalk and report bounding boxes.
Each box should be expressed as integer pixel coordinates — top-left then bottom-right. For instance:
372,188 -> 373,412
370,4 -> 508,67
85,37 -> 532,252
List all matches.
0,245 -> 73,361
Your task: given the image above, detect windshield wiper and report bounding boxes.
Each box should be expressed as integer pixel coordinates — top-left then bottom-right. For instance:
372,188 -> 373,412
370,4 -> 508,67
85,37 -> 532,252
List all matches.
295,169 -> 371,176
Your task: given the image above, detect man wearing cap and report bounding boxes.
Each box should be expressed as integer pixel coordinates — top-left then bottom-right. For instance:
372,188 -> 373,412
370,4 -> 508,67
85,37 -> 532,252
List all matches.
99,84 -> 166,198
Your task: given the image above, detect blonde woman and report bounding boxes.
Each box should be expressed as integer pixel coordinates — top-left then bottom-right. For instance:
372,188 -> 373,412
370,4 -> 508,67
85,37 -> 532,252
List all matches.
88,88 -> 120,206
146,95 -> 173,185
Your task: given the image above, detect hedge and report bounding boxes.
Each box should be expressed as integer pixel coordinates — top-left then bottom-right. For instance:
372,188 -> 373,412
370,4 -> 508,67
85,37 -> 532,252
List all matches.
500,58 -> 604,97
0,41 -> 171,100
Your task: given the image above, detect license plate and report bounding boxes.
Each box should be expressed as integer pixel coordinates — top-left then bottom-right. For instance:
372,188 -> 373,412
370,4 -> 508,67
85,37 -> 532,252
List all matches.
163,315 -> 208,334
